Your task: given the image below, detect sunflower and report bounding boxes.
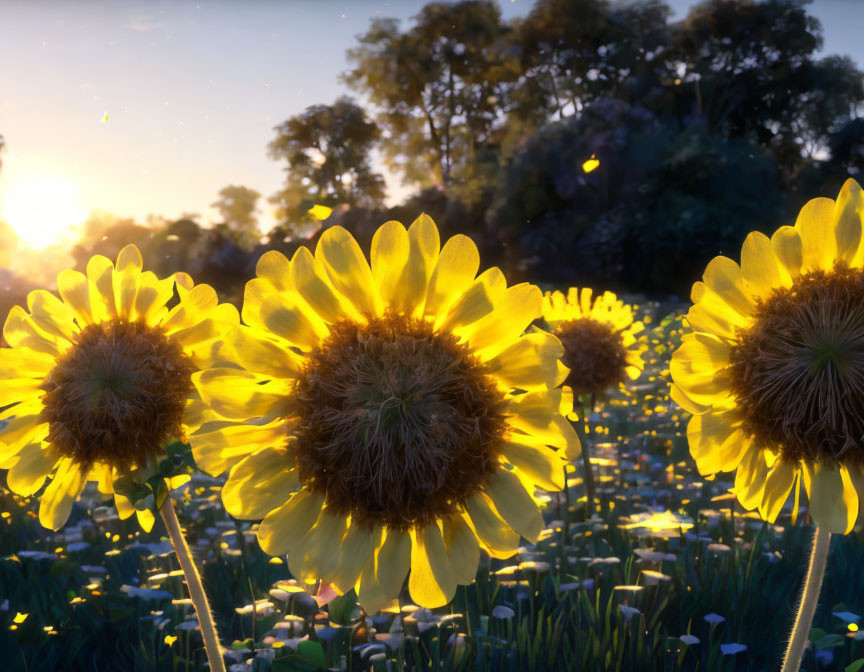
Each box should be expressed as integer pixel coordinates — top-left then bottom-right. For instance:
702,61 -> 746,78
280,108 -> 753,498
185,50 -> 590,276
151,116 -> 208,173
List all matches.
671,179 -> 864,534
0,245 -> 238,532
542,287 -> 645,402
191,215 -> 580,610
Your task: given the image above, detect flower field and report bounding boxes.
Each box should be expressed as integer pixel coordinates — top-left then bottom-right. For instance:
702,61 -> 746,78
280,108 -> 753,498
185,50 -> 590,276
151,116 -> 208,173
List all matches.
0,310 -> 861,672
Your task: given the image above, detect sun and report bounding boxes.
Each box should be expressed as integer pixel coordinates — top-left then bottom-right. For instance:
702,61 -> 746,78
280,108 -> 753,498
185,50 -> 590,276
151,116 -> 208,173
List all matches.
0,173 -> 86,249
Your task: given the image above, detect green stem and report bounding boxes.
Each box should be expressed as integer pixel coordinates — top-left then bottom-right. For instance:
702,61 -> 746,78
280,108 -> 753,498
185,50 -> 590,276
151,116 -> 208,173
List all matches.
781,525 -> 831,672
580,399 -> 596,519
159,497 -> 227,672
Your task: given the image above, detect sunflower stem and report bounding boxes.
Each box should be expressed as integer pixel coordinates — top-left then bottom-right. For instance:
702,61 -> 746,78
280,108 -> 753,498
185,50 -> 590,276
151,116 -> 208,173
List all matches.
781,525 -> 831,672
580,398 -> 597,519
159,496 -> 226,672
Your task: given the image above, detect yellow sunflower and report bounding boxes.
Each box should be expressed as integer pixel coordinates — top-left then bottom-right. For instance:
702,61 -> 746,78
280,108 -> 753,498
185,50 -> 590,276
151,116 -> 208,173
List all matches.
542,287 -> 645,401
671,179 -> 864,534
190,215 -> 580,610
0,245 -> 238,532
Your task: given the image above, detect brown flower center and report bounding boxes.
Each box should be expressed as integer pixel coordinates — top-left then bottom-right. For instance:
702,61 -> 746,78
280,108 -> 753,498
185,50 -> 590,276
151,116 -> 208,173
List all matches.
292,314 -> 509,531
40,320 -> 195,472
554,318 -> 628,397
730,267 -> 864,465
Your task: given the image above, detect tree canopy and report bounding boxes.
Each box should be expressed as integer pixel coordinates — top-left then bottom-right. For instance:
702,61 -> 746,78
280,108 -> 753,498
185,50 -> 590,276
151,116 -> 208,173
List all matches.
268,97 -> 384,228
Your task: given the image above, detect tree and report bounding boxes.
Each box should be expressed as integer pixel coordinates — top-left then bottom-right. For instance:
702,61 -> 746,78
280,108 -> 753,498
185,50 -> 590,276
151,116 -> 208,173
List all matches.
269,97 -> 384,225
487,99 -> 788,294
344,1 -> 515,198
510,0 -> 670,129
668,0 -> 864,179
211,185 -> 261,250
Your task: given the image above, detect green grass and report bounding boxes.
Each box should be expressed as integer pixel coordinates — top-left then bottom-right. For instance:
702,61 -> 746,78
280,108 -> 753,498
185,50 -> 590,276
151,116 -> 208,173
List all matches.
1,310 -> 863,671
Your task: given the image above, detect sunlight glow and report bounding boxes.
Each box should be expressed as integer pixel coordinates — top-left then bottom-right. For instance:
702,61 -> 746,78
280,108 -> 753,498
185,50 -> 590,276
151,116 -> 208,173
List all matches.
0,174 -> 86,249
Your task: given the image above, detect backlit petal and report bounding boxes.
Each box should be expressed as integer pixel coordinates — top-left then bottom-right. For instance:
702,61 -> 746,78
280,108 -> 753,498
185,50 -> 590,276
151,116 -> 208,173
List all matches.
38,458 -> 86,531
222,446 -> 299,520
408,524 -> 456,609
257,489 -> 324,556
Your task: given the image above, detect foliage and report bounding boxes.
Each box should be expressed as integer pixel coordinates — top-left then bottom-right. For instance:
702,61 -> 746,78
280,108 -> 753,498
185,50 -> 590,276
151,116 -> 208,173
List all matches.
344,1 -> 515,201
268,97 -> 384,229
487,99 -> 787,293
510,0 -> 671,130
211,185 -> 262,250
334,0 -> 864,296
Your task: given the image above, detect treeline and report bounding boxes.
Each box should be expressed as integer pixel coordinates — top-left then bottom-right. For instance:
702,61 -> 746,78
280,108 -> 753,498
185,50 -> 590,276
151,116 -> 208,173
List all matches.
4,0 -> 864,316
267,0 -> 864,295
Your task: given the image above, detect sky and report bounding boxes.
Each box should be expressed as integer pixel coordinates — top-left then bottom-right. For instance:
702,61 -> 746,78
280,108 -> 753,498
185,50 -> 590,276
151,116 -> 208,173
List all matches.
1,0 -> 862,249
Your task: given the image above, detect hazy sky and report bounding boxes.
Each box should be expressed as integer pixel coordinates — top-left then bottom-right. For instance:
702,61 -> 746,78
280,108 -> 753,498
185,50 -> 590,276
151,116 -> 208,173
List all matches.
1,0 -> 862,245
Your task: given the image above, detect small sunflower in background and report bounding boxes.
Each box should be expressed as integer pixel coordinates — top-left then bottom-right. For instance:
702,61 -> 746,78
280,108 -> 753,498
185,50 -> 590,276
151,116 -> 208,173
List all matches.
0,245 -> 238,531
541,287 -> 646,514
542,288 -> 645,402
671,179 -> 864,534
191,215 -> 579,610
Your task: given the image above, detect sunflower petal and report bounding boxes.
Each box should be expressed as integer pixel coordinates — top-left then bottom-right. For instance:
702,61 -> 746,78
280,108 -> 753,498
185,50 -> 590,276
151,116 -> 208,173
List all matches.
443,515 -> 480,585
835,178 -> 864,266
508,436 -> 566,491
330,523 -> 374,594
222,447 -> 299,520
4,306 -> 64,356
287,510 -> 347,583
371,221 -> 410,309
460,283 -> 542,359
137,508 -> 156,533
794,197 -> 836,272
290,246 -> 360,323
399,214 -> 440,316
222,326 -> 301,379
38,458 -> 86,531
256,251 -> 293,292
375,528 -> 411,599
192,368 -> 291,421
6,443 -> 56,496
701,256 -> 753,317
669,334 -> 732,406
86,254 -> 115,321
258,294 -> 328,351
190,418 -> 288,475
316,226 -> 381,317
485,331 -> 567,391
257,489 -> 324,556
809,463 -> 858,534
408,524 -> 456,609
436,268 -> 506,332
485,469 -> 544,543
465,493 -> 519,559
771,226 -> 803,280
425,234 -> 480,316
27,290 -> 78,341
57,270 -> 95,326
113,244 -> 144,319
759,460 -> 796,523
508,389 -> 581,454
687,412 -> 750,475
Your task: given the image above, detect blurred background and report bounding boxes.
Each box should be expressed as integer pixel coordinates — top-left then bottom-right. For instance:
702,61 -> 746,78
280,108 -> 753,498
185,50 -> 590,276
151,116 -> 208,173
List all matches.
1,0 -> 862,310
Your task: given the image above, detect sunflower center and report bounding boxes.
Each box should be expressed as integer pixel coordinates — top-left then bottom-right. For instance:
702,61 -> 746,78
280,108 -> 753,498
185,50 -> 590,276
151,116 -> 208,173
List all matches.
292,314 -> 509,531
730,267 -> 864,465
554,318 -> 628,397
40,320 -> 195,472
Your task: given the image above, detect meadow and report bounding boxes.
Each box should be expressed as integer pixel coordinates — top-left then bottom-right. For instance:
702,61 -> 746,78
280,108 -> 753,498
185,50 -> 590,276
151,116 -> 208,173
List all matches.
0,307 -> 861,672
